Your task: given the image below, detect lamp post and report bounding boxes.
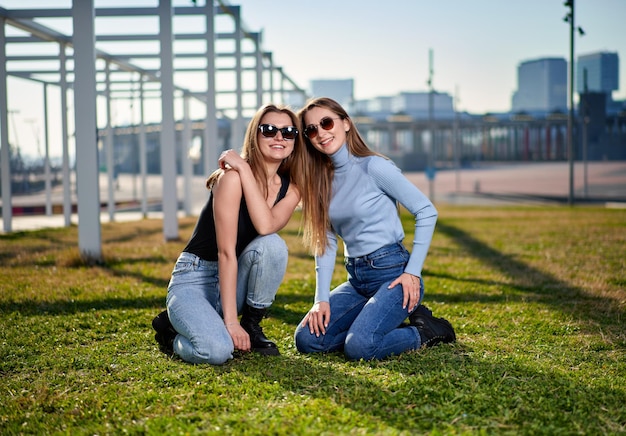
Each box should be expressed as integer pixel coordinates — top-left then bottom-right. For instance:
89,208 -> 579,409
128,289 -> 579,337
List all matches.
427,48 -> 435,201
564,0 -> 575,206
564,0 -> 584,206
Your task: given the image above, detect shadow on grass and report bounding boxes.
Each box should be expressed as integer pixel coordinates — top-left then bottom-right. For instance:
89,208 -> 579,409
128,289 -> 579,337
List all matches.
434,221 -> 624,338
270,291 -> 314,325
103,225 -> 169,244
0,227 -> 74,256
0,295 -> 165,316
207,348 -> 624,432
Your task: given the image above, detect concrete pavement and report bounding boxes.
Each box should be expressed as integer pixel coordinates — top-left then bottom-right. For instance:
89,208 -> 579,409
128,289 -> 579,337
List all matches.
3,161 -> 625,233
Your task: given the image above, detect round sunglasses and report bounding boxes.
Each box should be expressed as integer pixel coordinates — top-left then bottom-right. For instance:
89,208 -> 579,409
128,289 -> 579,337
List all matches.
303,116 -> 342,139
258,124 -> 298,140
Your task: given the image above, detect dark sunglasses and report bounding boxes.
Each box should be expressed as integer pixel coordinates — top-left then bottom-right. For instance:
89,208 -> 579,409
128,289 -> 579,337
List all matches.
258,124 -> 298,140
304,116 -> 342,139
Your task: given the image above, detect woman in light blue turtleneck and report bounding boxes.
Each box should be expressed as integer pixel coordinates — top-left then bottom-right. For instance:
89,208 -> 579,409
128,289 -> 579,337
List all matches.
294,97 -> 456,360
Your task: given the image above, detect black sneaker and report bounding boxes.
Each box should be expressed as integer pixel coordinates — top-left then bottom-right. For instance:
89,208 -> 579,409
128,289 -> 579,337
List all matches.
152,310 -> 177,355
409,308 -> 456,348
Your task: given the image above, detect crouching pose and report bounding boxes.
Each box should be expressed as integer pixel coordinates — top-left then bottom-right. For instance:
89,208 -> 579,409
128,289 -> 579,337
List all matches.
153,104 -> 302,364
294,97 -> 456,361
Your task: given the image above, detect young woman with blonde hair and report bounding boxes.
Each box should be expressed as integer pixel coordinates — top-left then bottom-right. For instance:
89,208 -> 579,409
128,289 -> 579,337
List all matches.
294,97 -> 455,361
153,104 -> 302,364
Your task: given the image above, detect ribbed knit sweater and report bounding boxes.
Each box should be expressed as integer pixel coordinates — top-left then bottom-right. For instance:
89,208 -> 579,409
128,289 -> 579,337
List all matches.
314,143 -> 438,303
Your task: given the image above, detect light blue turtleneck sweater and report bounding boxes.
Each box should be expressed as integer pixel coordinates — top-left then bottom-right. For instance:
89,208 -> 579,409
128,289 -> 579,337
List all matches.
314,143 -> 438,303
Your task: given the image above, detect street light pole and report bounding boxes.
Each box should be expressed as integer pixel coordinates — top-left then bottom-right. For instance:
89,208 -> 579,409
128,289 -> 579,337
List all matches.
427,48 -> 435,201
565,0 -> 575,206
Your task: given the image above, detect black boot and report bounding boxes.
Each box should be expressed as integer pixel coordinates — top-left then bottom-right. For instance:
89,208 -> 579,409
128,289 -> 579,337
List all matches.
409,305 -> 456,348
152,310 -> 177,355
411,304 -> 433,319
239,304 -> 280,356
399,304 -> 433,327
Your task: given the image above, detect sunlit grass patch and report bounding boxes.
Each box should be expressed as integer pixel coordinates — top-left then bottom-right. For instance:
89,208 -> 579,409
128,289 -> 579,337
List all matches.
1,205 -> 624,434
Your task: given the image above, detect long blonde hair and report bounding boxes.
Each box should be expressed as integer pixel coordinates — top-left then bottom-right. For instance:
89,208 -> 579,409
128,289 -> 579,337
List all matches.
206,104 -> 302,200
296,97 -> 384,255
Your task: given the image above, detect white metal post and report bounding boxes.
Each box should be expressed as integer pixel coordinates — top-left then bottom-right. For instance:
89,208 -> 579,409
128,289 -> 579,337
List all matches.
59,42 -> 72,227
204,2 -> 218,174
72,0 -> 102,262
182,93 -> 192,216
139,75 -> 148,218
267,53 -> 275,104
159,0 -> 179,240
233,6 -> 244,150
0,17 -> 11,233
255,32 -> 263,107
43,83 -> 52,216
105,60 -> 115,222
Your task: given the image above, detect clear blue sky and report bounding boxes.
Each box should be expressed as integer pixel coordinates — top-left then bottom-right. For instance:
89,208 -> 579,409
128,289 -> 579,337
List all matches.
234,0 -> 626,113
1,0 -> 625,160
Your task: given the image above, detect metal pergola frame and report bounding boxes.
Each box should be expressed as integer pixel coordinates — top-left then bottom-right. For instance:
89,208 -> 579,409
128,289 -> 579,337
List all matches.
0,0 -> 306,262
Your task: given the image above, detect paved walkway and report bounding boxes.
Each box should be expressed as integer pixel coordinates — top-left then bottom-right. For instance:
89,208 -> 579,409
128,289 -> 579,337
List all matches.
407,161 -> 626,206
3,161 -> 626,233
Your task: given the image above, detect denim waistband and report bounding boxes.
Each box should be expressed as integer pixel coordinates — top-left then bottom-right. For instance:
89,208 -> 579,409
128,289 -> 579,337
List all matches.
179,251 -> 216,267
346,242 -> 406,262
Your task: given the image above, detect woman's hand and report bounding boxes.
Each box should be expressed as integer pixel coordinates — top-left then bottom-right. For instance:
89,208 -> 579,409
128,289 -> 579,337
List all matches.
226,323 -> 251,352
388,272 -> 422,312
301,301 -> 331,337
219,149 -> 247,172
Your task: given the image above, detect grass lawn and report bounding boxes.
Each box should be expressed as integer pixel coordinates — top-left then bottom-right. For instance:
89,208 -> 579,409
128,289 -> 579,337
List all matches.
1,205 -> 624,435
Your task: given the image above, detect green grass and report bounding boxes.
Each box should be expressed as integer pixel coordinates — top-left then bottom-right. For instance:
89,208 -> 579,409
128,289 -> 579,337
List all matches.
1,205 -> 625,435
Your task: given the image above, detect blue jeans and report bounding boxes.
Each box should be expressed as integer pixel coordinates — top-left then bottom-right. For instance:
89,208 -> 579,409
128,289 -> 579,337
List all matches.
166,234 -> 288,365
294,242 -> 423,360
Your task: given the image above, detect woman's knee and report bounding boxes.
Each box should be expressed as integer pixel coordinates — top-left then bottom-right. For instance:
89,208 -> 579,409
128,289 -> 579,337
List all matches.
178,334 -> 234,365
344,332 -> 377,361
194,342 -> 234,365
258,234 -> 288,263
294,327 -> 323,354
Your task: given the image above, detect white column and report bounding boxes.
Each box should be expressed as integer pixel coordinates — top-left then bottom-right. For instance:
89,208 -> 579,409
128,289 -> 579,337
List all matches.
59,42 -> 72,227
204,2 -> 218,174
43,83 -> 52,216
105,61 -> 115,222
232,6 -> 244,150
255,32 -> 263,107
0,17 -> 12,233
139,75 -> 148,218
182,93 -> 192,216
72,0 -> 102,262
267,53 -> 275,103
159,0 -> 179,240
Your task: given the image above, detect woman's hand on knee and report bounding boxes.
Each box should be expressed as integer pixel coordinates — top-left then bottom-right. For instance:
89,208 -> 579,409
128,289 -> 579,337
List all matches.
389,273 -> 422,311
302,302 -> 330,337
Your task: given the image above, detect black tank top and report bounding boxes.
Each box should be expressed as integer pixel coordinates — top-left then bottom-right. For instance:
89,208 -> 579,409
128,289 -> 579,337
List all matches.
183,173 -> 290,261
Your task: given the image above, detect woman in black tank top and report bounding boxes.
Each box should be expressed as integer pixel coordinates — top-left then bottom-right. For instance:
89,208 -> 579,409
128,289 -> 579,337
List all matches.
152,104 -> 303,365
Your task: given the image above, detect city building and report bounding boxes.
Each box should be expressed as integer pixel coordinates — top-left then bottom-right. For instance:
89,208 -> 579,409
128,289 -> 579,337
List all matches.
577,51 -> 621,115
391,92 -> 455,119
352,92 -> 454,120
577,51 -> 619,94
511,58 -> 567,114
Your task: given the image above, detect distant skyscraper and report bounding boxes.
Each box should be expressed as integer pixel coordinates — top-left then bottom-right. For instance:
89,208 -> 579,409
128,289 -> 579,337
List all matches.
512,58 -> 567,113
576,51 -> 619,95
310,79 -> 354,108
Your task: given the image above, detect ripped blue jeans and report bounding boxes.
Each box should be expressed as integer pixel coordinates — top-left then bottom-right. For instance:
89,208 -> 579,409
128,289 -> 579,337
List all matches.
166,234 -> 288,365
